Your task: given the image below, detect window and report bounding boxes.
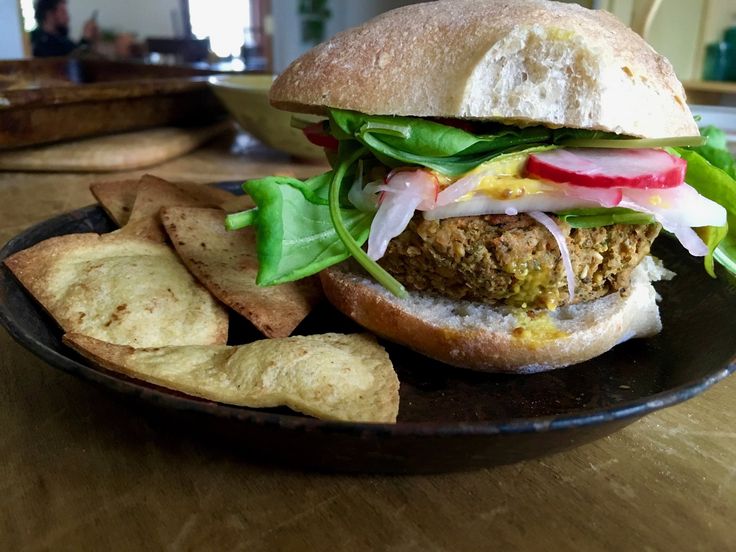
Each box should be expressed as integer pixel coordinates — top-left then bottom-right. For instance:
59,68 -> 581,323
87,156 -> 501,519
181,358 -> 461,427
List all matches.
188,0 -> 252,58
20,0 -> 37,31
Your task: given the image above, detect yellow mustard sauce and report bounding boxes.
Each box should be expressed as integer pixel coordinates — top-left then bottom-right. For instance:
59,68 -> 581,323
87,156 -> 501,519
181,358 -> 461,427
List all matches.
434,152 -> 554,200
511,310 -> 569,348
503,260 -> 563,310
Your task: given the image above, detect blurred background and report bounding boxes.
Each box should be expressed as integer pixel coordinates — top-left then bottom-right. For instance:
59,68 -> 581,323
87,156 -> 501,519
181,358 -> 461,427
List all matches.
0,0 -> 734,88
0,0 -> 735,162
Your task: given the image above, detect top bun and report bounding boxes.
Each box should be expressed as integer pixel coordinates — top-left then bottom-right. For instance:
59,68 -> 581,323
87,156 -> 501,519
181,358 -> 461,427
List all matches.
270,0 -> 697,138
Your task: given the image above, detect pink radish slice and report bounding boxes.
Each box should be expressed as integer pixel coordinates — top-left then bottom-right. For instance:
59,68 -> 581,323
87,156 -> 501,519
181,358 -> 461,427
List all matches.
527,148 -> 686,189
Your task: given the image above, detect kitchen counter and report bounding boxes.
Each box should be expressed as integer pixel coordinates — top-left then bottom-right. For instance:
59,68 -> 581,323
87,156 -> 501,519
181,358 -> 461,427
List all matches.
1,132 -> 734,551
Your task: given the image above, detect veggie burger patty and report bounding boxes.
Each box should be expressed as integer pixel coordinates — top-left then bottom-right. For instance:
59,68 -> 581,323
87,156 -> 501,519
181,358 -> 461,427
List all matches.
379,214 -> 661,309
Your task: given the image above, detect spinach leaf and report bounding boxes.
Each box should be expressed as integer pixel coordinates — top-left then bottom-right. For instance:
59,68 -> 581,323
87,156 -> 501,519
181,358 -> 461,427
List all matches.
330,109 -> 560,176
697,224 -> 729,278
242,173 -> 373,285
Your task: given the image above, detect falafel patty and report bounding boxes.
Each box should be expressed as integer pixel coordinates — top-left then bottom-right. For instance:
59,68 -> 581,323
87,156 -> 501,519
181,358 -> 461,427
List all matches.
379,214 -> 661,309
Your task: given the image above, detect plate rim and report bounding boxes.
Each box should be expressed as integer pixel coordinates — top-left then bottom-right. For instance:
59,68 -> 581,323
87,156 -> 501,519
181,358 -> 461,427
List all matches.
2,203 -> 735,437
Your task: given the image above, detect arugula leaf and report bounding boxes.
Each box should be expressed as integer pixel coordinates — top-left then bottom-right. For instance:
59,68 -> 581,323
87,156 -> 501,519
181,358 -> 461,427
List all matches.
676,148 -> 736,276
556,207 -> 655,228
242,173 -> 373,285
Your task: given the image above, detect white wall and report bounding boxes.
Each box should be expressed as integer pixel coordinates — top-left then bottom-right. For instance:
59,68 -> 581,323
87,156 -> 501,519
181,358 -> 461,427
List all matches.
68,0 -> 182,40
272,0 -> 420,73
0,0 -> 24,60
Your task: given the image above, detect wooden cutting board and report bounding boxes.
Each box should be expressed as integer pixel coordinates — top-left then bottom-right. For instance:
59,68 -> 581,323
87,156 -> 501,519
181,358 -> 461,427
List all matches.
0,121 -> 231,172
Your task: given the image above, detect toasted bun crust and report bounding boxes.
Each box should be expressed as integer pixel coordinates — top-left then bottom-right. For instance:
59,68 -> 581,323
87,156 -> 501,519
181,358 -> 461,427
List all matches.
271,0 -> 697,138
320,257 -> 673,373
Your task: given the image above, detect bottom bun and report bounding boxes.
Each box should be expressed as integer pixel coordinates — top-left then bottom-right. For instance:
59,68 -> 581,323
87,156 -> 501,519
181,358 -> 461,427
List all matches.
320,256 -> 674,374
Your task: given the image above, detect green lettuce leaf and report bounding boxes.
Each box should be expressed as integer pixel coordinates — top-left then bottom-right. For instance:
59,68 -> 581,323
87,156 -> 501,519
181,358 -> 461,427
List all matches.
676,148 -> 736,276
697,225 -> 729,278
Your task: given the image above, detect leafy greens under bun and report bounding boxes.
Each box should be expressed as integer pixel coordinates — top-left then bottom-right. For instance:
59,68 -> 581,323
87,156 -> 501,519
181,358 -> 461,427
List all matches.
270,0 -> 697,138
226,0 -> 736,372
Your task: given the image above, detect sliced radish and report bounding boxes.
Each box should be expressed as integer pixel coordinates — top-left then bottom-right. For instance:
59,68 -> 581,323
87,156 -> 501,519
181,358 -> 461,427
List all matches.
526,148 -> 686,189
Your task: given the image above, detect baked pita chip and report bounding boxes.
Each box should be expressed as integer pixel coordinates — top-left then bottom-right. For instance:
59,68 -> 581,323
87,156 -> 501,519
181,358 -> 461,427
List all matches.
4,233 -> 228,347
119,175 -> 236,241
89,179 -> 141,226
161,207 -> 322,338
90,175 -> 236,230
63,332 -> 400,423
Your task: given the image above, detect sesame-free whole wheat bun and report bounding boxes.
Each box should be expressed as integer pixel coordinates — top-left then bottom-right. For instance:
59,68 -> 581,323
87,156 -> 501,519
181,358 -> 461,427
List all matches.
270,0 -> 697,138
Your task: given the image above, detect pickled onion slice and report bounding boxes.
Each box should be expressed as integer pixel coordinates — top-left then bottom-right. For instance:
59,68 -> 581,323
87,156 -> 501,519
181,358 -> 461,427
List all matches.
367,169 -> 438,260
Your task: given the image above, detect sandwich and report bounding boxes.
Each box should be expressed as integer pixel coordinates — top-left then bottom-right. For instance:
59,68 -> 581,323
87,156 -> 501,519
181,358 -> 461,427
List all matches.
227,0 -> 736,372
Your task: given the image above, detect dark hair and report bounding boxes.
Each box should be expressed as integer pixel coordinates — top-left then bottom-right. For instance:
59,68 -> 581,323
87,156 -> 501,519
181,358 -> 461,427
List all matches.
34,0 -> 65,25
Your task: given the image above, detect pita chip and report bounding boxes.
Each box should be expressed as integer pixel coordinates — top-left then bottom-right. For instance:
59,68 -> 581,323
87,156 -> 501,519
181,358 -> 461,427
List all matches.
161,207 -> 323,338
118,175 -> 235,241
4,233 -> 228,347
64,332 -> 400,423
89,179 -> 141,226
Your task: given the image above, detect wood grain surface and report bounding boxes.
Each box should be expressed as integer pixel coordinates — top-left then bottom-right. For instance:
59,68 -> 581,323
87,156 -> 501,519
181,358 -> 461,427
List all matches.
0,133 -> 734,552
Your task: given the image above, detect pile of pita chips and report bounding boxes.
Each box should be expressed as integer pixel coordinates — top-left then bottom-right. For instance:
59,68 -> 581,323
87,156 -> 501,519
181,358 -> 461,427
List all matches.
94,175 -> 321,338
90,174 -> 254,227
4,233 -> 229,347
4,175 -> 400,423
64,333 -> 399,423
117,175 -> 236,242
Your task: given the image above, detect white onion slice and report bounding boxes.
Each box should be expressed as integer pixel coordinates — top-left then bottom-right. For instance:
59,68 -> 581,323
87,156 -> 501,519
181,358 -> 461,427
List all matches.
424,192 -> 598,220
562,184 -> 623,208
618,199 -> 709,256
623,184 -> 726,228
436,172 -> 484,206
366,170 -> 439,260
348,177 -> 382,213
367,192 -> 422,260
528,211 -> 576,303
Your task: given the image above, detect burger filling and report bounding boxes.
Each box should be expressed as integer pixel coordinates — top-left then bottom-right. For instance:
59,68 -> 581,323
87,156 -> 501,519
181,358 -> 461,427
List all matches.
226,109 -> 736,308
380,214 -> 660,309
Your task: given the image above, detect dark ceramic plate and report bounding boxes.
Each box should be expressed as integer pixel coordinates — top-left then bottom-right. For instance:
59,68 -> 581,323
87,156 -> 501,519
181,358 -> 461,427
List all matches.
1,189 -> 735,473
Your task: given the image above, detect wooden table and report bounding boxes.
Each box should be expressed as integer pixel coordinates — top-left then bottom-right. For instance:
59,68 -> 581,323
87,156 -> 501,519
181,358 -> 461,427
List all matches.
1,133 -> 734,551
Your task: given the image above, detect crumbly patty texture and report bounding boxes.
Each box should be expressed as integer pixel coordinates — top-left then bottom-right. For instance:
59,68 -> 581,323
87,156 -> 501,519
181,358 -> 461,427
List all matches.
379,214 -> 661,309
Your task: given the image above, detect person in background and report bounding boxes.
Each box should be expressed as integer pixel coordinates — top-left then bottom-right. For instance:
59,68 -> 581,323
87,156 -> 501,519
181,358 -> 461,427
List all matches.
30,0 -> 99,57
